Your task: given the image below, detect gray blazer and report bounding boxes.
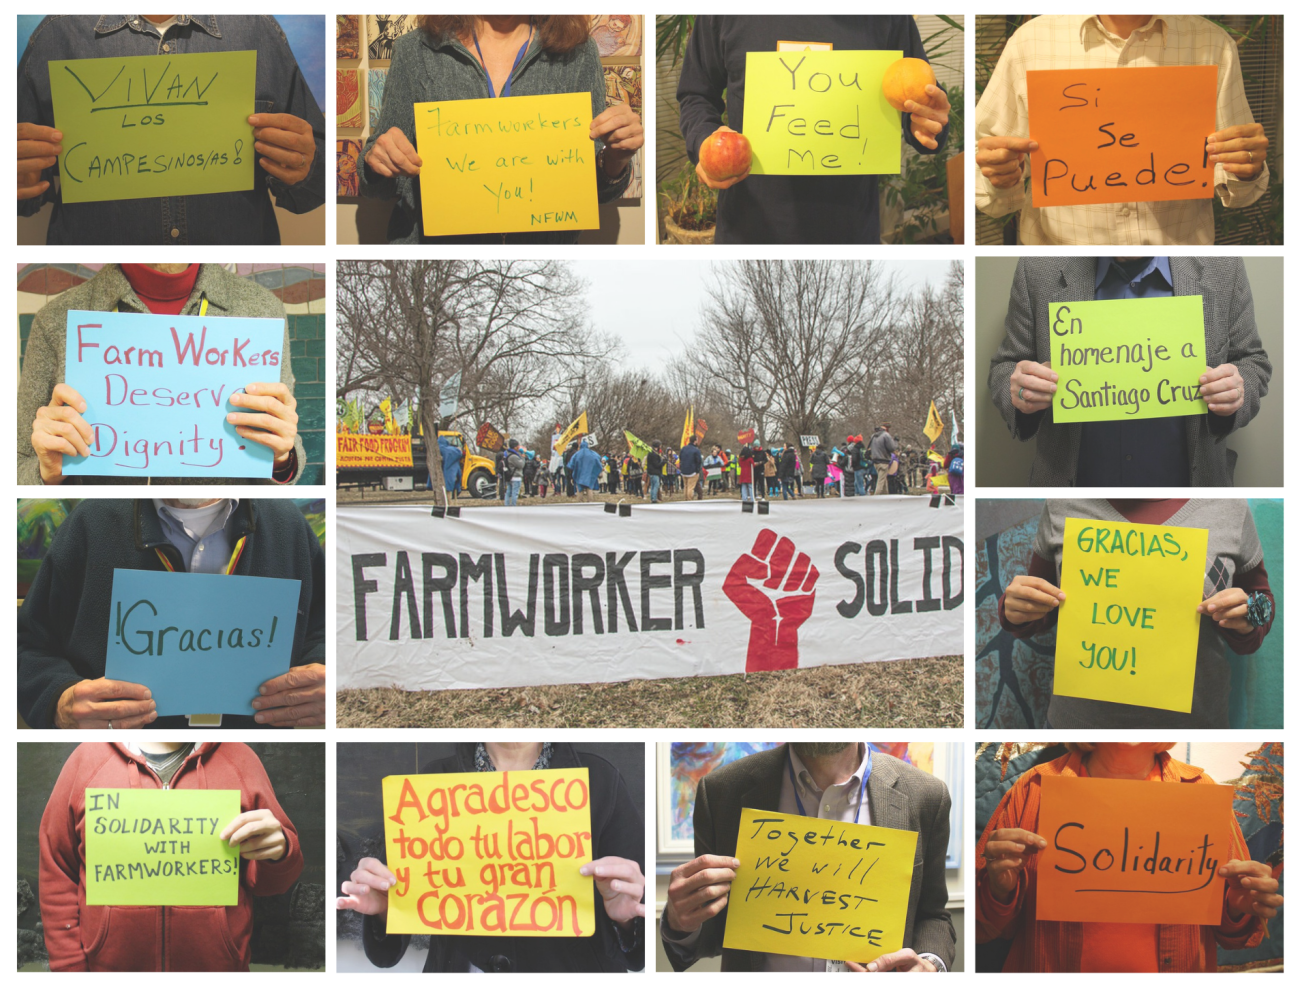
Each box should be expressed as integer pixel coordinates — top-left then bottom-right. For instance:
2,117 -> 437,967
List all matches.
987,257 -> 1271,487
661,746 -> 955,971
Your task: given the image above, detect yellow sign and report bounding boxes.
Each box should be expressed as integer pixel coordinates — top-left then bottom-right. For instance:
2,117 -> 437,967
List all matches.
381,769 -> 595,936
923,401 -> 944,443
554,411 -> 589,453
414,92 -> 599,237
337,434 -> 413,469
723,807 -> 917,963
1055,517 -> 1209,713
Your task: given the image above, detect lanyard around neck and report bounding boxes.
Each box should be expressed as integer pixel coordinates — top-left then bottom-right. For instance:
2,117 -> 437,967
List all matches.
788,745 -> 872,823
113,298 -> 209,316
473,24 -> 533,98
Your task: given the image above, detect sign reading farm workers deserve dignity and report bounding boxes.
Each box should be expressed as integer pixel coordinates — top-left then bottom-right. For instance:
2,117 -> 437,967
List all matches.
84,787 -> 240,906
723,807 -> 916,962
49,51 -> 257,204
1055,517 -> 1209,713
743,51 -> 902,176
337,500 -> 963,692
414,92 -> 599,237
381,768 -> 595,936
104,569 -> 301,716
337,434 -> 413,469
63,309 -> 285,478
1036,776 -> 1236,925
1048,296 -> 1209,424
1027,66 -> 1217,208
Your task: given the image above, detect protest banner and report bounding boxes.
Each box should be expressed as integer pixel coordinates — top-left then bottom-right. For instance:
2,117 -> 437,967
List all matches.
105,569 -> 302,715
63,309 -> 285,478
337,434 -> 413,469
723,807 -> 916,962
381,768 -> 595,936
476,423 -> 506,453
414,92 -> 598,237
1027,66 -> 1216,208
1036,776 -> 1236,925
84,787 -> 240,906
744,51 -> 902,176
1054,517 -> 1209,713
49,51 -> 257,203
338,499 -> 963,691
800,435 -> 821,447
1049,296 -> 1209,423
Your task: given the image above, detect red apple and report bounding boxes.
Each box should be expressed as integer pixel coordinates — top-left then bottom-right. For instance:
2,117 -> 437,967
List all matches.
699,129 -> 752,182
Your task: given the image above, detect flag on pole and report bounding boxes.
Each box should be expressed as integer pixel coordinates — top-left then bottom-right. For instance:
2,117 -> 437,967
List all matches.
923,401 -> 944,444
623,429 -> 651,460
438,373 -> 461,418
679,406 -> 695,449
381,397 -> 396,435
555,411 -> 589,453
951,408 -> 960,446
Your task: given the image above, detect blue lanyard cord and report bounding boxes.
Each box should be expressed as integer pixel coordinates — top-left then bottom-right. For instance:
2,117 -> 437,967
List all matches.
473,24 -> 533,99
787,745 -> 872,823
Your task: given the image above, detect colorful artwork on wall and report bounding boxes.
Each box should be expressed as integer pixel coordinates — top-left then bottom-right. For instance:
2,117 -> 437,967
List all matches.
367,68 -> 388,131
367,14 -> 419,62
337,14 -> 361,60
337,139 -> 362,197
338,69 -> 364,129
590,15 -> 642,58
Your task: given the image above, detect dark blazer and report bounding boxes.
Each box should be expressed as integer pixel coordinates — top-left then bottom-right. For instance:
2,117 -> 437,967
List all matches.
987,256 -> 1271,487
662,746 -> 955,971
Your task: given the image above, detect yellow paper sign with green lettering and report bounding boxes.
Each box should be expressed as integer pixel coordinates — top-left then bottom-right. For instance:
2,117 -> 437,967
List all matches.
1049,295 -> 1209,423
1055,517 -> 1209,713
414,92 -> 599,237
49,51 -> 257,203
722,807 -> 917,962
743,51 -> 902,175
83,787 -> 240,906
382,768 -> 595,936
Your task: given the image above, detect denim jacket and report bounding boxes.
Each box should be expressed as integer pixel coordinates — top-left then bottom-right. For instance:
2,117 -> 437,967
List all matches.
18,15 -> 325,245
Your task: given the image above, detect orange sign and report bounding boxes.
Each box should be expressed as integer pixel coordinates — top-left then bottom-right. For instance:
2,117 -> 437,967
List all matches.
1027,66 -> 1217,208
338,434 -> 413,469
1036,776 -> 1236,925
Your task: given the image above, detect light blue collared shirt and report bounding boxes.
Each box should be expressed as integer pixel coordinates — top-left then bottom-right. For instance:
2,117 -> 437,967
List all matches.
152,499 -> 239,573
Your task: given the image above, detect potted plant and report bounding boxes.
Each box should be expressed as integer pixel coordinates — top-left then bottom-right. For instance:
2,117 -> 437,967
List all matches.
661,164 -> 718,244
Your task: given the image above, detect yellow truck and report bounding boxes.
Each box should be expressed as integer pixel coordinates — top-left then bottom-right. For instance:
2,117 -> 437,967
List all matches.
436,430 -> 499,498
336,430 -> 498,497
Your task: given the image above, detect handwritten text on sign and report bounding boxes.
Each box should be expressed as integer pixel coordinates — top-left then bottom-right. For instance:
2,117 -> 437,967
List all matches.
1049,295 -> 1209,423
84,788 -> 240,906
337,434 -> 413,468
1027,66 -> 1217,207
105,569 -> 301,716
49,51 -> 256,204
744,51 -> 902,176
722,807 -> 916,963
1055,517 -> 1208,713
382,769 -> 595,936
64,309 -> 285,478
414,92 -> 598,237
1037,776 -> 1235,925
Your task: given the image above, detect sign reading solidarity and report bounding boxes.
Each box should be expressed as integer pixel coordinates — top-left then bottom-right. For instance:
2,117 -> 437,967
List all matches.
1054,517 -> 1209,713
1036,776 -> 1235,925
337,434 -> 413,468
414,92 -> 599,237
744,51 -> 902,175
381,769 -> 595,936
1048,295 -> 1209,423
723,807 -> 917,962
49,51 -> 257,203
1027,66 -> 1217,207
84,787 -> 241,906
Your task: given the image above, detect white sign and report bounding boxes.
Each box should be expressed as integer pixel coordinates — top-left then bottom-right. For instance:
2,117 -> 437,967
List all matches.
800,435 -> 821,447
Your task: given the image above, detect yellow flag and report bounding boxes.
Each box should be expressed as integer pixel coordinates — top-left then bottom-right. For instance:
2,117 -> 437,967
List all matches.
923,401 -> 944,443
555,411 -> 589,453
680,407 -> 695,449
381,397 -> 396,435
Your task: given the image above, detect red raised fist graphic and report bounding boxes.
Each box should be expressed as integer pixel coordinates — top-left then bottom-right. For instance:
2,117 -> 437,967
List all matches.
723,528 -> 819,672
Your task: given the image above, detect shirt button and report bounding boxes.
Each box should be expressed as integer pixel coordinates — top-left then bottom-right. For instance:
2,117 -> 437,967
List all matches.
171,228 -> 180,239
824,804 -> 831,811
162,43 -> 171,52
1125,454 -> 1133,461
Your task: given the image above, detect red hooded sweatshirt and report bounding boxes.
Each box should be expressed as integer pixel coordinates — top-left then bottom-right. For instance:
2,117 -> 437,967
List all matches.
39,742 -> 303,972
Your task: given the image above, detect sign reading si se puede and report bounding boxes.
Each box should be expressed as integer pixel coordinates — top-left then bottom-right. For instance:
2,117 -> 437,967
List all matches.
1049,295 -> 1209,424
1027,66 -> 1216,208
1036,776 -> 1236,925
337,434 -> 413,469
104,569 -> 301,716
414,92 -> 599,237
1055,517 -> 1208,713
382,768 -> 595,936
723,807 -> 917,962
49,51 -> 257,204
63,309 -> 285,478
84,787 -> 241,906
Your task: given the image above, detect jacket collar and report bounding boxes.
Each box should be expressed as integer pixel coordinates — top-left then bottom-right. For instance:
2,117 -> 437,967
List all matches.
134,498 -> 256,569
89,263 -> 240,316
424,26 -> 547,87
450,742 -> 581,771
95,16 -> 222,39
1053,748 -> 1206,784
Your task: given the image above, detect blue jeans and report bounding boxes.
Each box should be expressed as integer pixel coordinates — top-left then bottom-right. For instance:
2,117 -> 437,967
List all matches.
782,477 -> 795,500
649,475 -> 661,502
854,469 -> 866,496
740,482 -> 753,502
505,479 -> 522,506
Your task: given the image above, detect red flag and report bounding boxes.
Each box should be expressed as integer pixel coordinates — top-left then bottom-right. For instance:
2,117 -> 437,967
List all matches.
737,428 -> 756,444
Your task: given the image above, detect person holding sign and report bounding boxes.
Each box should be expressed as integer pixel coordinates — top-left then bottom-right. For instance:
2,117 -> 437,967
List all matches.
975,743 -> 1281,971
975,16 -> 1269,245
662,742 -> 955,972
39,741 -> 303,971
360,16 -> 641,243
988,256 -> 1271,487
17,15 -> 325,245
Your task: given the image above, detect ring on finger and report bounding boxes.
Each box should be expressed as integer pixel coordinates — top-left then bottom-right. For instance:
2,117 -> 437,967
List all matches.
1018,387 -> 1025,400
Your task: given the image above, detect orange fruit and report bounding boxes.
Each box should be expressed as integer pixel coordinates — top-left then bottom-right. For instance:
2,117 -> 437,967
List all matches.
882,58 -> 937,112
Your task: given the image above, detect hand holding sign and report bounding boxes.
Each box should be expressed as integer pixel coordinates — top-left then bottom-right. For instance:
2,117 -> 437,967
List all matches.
580,855 -> 647,925
982,827 -> 1048,901
976,135 -> 1039,189
1221,860 -> 1283,920
1207,123 -> 1269,180
227,381 -> 299,466
249,112 -> 316,186
365,126 -> 423,178
17,122 -> 63,200
220,808 -> 286,861
55,677 -> 156,730
1198,363 -> 1246,416
851,949 -> 937,972
337,856 -> 397,916
1008,359 -> 1057,414
1197,587 -> 1256,634
1003,575 -> 1066,626
31,383 -> 93,485
252,661 -> 327,727
589,102 -> 644,170
665,853 -> 739,932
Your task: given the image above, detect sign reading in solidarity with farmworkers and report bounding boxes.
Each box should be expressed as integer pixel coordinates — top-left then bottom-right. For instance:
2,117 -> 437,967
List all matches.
84,787 -> 240,906
1055,517 -> 1209,713
104,569 -> 301,716
49,51 -> 257,203
338,500 -> 963,692
337,434 -> 413,469
382,768 -> 595,935
414,92 -> 599,237
744,51 -> 902,175
63,309 -> 286,478
1027,66 -> 1216,208
1048,296 -> 1209,423
1036,776 -> 1235,925
723,808 -> 916,962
